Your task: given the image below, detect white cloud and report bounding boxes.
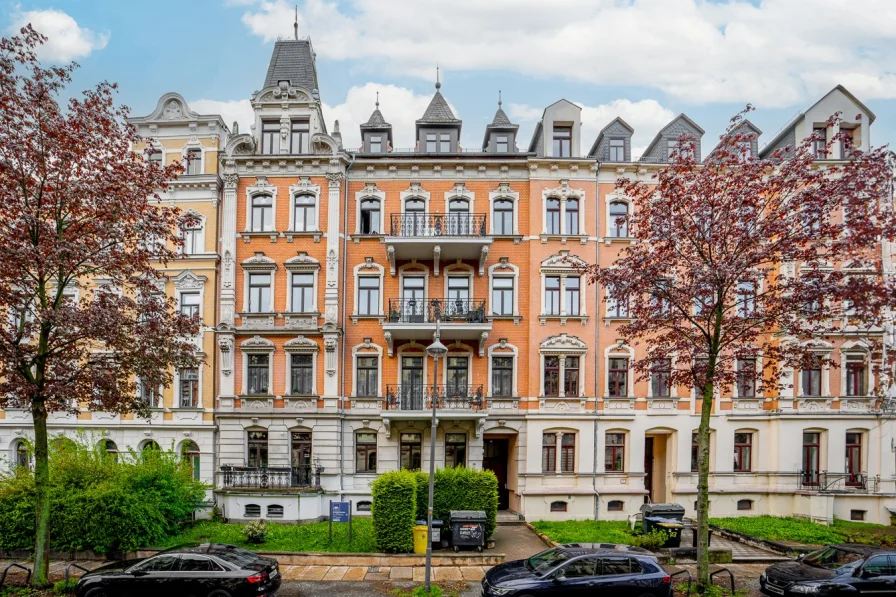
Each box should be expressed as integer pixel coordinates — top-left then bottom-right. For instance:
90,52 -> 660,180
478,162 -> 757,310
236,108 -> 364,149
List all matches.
9,9 -> 109,62
237,0 -> 896,106
189,99 -> 255,135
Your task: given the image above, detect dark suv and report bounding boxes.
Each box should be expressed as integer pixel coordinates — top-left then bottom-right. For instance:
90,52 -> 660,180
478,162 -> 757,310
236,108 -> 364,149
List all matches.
761,544 -> 896,596
482,543 -> 672,597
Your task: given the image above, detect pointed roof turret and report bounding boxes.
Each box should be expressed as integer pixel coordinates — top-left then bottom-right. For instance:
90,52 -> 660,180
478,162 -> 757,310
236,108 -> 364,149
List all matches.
417,68 -> 461,125
482,90 -> 519,149
361,91 -> 391,130
262,39 -> 319,98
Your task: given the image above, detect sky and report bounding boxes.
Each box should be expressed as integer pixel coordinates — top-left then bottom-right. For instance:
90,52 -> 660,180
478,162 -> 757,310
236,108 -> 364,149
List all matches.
3,0 -> 895,158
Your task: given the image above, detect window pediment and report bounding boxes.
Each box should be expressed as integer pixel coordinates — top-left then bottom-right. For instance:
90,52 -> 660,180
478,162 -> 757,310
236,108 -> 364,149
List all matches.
542,180 -> 585,201
284,335 -> 319,353
240,335 -> 275,352
541,251 -> 588,272
284,252 -> 321,272
540,333 -> 587,354
242,251 -> 277,271
171,270 -> 207,290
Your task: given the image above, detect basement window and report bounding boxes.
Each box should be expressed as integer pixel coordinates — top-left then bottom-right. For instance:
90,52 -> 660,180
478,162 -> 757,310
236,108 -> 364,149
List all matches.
550,501 -> 568,513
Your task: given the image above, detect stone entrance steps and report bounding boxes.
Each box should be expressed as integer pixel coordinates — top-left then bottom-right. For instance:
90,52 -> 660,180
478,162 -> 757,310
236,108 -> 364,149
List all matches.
497,510 -> 525,525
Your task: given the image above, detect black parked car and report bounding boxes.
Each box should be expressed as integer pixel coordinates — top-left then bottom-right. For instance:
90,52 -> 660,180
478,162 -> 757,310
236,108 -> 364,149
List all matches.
761,544 -> 896,596
75,543 -> 281,597
481,543 -> 672,597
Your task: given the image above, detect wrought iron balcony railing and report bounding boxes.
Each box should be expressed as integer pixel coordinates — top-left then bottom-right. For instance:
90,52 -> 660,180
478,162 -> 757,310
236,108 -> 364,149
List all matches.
385,384 -> 485,411
389,213 -> 487,237
387,298 -> 487,324
219,465 -> 320,490
798,470 -> 878,492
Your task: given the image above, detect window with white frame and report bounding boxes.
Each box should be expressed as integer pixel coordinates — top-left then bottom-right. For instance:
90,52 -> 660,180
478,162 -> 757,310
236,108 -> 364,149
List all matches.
546,198 -> 561,234
736,358 -> 757,398
248,273 -> 272,313
608,357 -> 628,397
148,148 -> 163,167
179,367 -> 199,407
496,135 -> 509,153
179,292 -> 200,318
737,281 -> 756,317
652,279 -> 671,315
369,135 -> 382,153
651,358 -> 672,397
360,199 -> 381,234
250,194 -> 274,232
609,138 -> 625,162
181,219 -> 202,254
292,195 -> 316,231
491,276 -> 514,316
565,199 -> 580,235
290,273 -> 314,312
138,378 -> 160,408
545,276 -> 561,315
290,120 -> 310,154
358,276 -> 380,316
608,201 -> 628,237
844,354 -> 867,396
184,148 -> 202,175
544,276 -> 583,317
492,356 -> 513,397
606,289 -> 629,318
290,354 -> 314,395
247,354 -> 270,395
261,121 -> 280,154
356,356 -> 379,397
801,355 -> 824,397
564,277 -> 581,316
493,199 -> 514,235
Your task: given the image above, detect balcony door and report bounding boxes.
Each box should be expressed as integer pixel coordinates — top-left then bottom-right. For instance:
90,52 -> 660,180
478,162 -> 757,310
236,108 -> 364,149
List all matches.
446,356 -> 469,399
401,356 -> 424,410
446,276 -> 470,319
404,198 -> 425,236
802,432 -> 820,486
291,432 -> 312,485
448,198 -> 470,235
402,276 -> 425,322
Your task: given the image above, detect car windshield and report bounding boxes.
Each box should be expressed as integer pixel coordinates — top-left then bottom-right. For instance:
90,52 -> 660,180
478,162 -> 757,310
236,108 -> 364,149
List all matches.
205,545 -> 260,569
526,548 -> 570,576
802,547 -> 865,571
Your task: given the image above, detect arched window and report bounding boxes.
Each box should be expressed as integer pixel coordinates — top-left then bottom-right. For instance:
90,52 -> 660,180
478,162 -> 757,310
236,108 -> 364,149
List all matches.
737,499 -> 753,511
609,201 -> 628,237
357,500 -> 372,512
608,500 -> 624,511
493,199 -> 514,235
244,504 -> 261,518
405,198 -> 425,213
550,501 -> 568,512
355,431 -> 377,473
293,194 -> 316,231
104,440 -> 118,461
565,198 -> 579,235
141,440 -> 161,459
14,440 -> 30,469
267,504 -> 284,518
182,441 -> 200,481
448,198 -> 470,235
360,199 -> 381,234
250,194 -> 274,232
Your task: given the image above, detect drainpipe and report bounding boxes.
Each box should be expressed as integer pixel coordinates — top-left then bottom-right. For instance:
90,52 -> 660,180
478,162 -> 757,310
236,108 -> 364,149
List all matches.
339,151 -> 356,496
593,158 -> 602,519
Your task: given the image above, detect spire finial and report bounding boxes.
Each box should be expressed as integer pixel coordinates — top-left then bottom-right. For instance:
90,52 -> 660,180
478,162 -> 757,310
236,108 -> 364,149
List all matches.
435,63 -> 441,90
375,90 -> 379,109
498,90 -> 502,108
294,5 -> 298,40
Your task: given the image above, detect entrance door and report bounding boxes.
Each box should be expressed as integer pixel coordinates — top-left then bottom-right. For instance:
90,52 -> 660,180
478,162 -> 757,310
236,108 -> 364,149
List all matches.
402,276 -> 425,322
484,438 -> 509,510
401,356 -> 424,410
644,437 -> 654,504
291,432 -> 312,486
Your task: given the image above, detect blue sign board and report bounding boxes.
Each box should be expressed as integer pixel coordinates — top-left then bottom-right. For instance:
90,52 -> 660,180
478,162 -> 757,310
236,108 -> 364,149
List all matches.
331,501 -> 350,523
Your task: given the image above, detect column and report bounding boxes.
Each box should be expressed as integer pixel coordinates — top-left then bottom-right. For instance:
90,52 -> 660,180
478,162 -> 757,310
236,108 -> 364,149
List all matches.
218,171 -> 238,400
323,170 -> 344,406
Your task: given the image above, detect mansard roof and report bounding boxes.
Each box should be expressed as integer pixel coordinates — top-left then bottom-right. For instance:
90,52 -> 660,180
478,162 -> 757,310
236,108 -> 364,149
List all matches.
587,117 -> 634,158
640,113 -> 705,161
263,39 -> 319,95
707,119 -> 763,161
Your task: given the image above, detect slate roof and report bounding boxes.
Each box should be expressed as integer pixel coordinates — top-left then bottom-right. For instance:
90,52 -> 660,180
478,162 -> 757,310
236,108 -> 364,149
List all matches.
361,107 -> 391,130
489,107 -> 514,127
417,88 -> 461,124
588,117 -> 634,157
263,40 -> 318,93
640,113 -> 705,160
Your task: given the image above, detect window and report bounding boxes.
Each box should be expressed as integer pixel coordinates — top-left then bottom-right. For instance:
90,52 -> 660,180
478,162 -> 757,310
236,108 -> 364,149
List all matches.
737,281 -> 756,317
565,277 -> 580,316
356,431 -> 377,473
841,128 -> 855,159
179,367 -> 199,407
667,139 -> 679,159
267,505 -> 284,518
180,292 -> 200,318
247,431 -> 268,467
290,273 -> 314,312
244,504 -> 261,517
141,440 -> 161,457
561,434 -> 575,473
607,500 -> 624,511
182,441 -> 200,481
492,277 -> 514,316
691,432 -> 699,472
247,354 -> 269,394
565,199 -> 579,235
496,135 -> 509,153
845,355 -> 866,396
439,133 -> 451,153
135,556 -> 179,572
544,356 -> 560,397
148,149 -> 163,166
182,221 -> 202,254
358,277 -> 380,315
601,557 -> 641,576
608,201 -> 628,237
356,356 -> 379,397
736,359 -> 756,398
553,125 -> 571,157
801,358 -> 823,396
494,199 -> 514,235
607,290 -> 629,318
185,148 -> 202,175
550,501 -> 568,513
846,432 -> 862,486
605,433 -> 625,472
14,441 -> 29,469
426,133 -> 437,152
445,433 -> 466,467
608,358 -> 628,397
813,126 -> 827,159
446,356 -> 469,395
863,556 -> 895,576
104,440 -> 118,461
248,273 -> 271,313
138,379 -> 159,408
737,141 -> 752,162
357,501 -> 372,512
564,357 -> 579,397
492,356 -> 513,397
850,509 -> 866,522
542,433 -> 557,473
545,276 -> 561,315
546,198 -> 561,234
607,138 -> 625,162
250,195 -> 274,232
290,120 -> 309,154
733,432 -> 752,472
290,354 -> 313,395
400,432 -> 422,470
652,279 -> 671,314
801,431 -> 821,486
293,195 -> 316,231
737,499 -> 753,511
360,199 -> 381,234
261,121 -> 280,154
369,135 -> 382,153
651,358 -> 672,397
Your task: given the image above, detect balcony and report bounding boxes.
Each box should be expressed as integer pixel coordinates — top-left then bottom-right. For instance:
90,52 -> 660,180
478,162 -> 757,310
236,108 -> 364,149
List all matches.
382,298 -> 491,354
382,384 -> 486,423
219,465 -> 320,491
385,213 -> 492,276
798,470 -> 879,493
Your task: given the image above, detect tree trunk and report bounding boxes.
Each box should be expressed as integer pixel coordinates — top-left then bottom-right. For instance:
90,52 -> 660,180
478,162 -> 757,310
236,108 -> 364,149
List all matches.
31,400 -> 51,588
695,381 -> 714,592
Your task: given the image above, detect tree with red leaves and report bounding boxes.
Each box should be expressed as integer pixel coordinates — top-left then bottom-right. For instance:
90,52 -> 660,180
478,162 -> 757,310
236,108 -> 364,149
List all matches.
584,108 -> 894,592
0,27 -> 200,587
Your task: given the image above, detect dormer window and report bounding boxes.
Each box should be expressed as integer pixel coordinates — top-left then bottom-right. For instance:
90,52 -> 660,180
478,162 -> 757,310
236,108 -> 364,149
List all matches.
609,138 -> 625,162
369,135 -> 382,153
261,120 -> 280,155
426,133 -> 437,152
440,133 -> 451,153
813,126 -> 827,159
290,120 -> 310,154
496,135 -> 509,153
553,126 -> 571,157
667,139 -> 679,159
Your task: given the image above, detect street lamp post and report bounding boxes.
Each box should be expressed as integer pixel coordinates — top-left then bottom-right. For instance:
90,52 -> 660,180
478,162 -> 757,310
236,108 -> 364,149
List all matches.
424,305 -> 448,593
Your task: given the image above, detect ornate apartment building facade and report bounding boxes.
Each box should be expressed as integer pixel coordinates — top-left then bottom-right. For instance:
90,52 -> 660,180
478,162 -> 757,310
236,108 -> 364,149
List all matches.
2,38 -> 894,526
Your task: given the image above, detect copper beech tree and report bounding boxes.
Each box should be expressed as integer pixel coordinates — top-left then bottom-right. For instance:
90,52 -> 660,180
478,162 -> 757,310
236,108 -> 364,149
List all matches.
0,28 -> 200,586
583,108 -> 894,591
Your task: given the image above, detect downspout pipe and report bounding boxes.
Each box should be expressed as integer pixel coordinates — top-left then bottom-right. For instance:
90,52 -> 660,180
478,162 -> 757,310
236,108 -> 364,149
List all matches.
593,158 -> 602,520
339,151 -> 356,496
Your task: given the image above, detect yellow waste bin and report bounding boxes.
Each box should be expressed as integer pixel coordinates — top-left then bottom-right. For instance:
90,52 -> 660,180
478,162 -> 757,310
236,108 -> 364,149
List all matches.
413,525 -> 429,554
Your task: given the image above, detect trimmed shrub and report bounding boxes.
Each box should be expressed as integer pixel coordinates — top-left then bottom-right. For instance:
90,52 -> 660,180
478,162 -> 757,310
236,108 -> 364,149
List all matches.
371,470 -> 417,553
412,467 -> 499,539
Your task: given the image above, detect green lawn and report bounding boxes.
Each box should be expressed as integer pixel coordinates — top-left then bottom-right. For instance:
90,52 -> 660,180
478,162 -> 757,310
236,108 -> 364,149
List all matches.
157,518 -> 377,553
530,520 -> 644,545
710,516 -> 896,547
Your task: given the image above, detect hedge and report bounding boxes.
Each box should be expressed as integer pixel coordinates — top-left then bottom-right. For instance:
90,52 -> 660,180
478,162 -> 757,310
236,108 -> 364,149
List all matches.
370,470 -> 417,553
414,468 -> 499,539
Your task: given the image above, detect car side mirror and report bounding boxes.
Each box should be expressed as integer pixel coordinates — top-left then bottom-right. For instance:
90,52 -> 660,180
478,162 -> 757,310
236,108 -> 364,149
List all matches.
131,570 -> 148,577
554,575 -> 567,584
